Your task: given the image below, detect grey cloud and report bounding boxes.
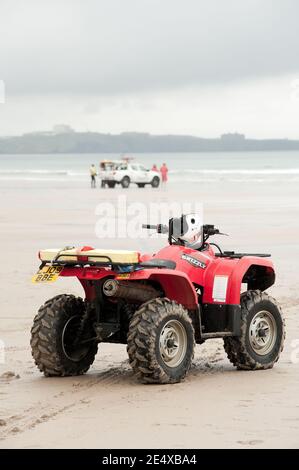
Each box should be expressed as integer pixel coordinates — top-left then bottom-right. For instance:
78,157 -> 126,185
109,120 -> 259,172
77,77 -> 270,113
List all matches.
1,0 -> 299,96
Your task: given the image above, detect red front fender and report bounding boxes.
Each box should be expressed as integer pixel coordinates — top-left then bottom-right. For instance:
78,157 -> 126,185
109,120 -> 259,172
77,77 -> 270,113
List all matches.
203,256 -> 275,305
227,257 -> 275,304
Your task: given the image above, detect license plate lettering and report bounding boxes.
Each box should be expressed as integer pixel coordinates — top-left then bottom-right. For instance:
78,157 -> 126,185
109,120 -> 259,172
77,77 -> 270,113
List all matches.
32,265 -> 63,283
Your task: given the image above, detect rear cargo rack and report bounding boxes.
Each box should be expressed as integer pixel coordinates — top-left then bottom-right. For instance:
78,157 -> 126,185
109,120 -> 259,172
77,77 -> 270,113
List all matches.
40,253 -> 179,271
40,253 -> 138,270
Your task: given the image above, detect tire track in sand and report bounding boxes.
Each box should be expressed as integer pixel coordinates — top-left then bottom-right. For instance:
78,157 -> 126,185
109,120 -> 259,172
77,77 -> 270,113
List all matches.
0,359 -> 133,440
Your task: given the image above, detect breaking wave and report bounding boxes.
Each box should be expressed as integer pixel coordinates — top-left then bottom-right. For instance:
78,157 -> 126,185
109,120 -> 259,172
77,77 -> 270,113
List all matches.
1,167 -> 299,184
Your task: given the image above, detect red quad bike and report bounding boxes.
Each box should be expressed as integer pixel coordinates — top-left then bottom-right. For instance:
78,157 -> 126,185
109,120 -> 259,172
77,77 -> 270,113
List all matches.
31,214 -> 285,384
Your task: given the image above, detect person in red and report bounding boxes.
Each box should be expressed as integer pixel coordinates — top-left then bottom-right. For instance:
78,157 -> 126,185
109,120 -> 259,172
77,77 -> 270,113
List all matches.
151,164 -> 158,172
160,163 -> 168,186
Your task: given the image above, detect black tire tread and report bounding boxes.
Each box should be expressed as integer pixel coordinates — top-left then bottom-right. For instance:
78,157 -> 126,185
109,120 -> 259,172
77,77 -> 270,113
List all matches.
121,176 -> 130,188
127,298 -> 195,384
151,176 -> 160,188
224,290 -> 285,370
31,294 -> 98,377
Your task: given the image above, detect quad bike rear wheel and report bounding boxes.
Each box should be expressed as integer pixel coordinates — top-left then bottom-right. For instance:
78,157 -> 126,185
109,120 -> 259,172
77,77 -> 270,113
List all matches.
127,298 -> 195,384
224,290 -> 285,370
31,294 -> 98,377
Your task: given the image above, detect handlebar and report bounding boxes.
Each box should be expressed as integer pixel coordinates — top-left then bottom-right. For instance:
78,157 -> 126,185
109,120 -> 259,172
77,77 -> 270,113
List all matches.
203,224 -> 220,236
142,223 -> 226,237
203,224 -> 228,237
142,224 -> 169,234
142,224 -> 158,230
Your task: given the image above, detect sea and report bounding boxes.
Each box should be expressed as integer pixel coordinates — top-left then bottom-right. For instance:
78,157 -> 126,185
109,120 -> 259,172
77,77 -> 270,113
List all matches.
0,151 -> 299,186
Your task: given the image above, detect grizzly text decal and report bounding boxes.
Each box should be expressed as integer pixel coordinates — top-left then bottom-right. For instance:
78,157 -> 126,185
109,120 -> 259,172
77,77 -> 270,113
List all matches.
181,253 -> 206,269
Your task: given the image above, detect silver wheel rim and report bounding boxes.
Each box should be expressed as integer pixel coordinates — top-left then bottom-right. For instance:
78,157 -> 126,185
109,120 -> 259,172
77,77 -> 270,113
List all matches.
159,319 -> 187,368
249,310 -> 277,355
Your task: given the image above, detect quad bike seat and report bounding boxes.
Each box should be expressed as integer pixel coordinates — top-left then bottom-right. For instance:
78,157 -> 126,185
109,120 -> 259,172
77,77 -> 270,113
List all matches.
39,248 -> 140,264
140,258 -> 176,270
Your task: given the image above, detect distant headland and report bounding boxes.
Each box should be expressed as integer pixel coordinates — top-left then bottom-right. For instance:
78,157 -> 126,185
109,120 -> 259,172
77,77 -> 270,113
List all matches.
1,126 -> 299,154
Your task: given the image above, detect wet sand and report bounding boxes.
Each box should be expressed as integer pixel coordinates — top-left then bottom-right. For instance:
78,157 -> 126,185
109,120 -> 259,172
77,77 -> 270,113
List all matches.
0,179 -> 299,448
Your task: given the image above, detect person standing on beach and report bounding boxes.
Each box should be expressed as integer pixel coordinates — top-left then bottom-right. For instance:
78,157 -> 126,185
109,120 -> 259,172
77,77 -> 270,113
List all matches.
160,163 -> 168,187
90,164 -> 97,188
151,164 -> 158,172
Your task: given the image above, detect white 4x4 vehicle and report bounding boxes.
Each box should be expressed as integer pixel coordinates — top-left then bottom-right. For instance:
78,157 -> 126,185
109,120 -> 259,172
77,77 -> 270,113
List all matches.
103,162 -> 160,188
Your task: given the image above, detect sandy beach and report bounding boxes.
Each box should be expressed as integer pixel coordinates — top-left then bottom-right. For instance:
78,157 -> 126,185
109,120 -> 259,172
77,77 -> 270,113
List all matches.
0,177 -> 299,449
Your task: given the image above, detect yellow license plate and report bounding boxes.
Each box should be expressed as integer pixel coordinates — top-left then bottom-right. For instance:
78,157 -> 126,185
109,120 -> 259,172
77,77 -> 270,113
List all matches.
32,265 -> 64,283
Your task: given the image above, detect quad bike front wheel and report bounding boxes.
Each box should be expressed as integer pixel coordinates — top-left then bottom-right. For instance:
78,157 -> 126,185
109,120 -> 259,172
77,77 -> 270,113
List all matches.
31,294 -> 98,377
224,290 -> 285,370
127,298 -> 195,384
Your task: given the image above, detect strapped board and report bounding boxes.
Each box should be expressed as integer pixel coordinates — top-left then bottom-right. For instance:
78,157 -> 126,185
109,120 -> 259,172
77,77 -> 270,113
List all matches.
33,248 -> 140,283
39,248 -> 140,265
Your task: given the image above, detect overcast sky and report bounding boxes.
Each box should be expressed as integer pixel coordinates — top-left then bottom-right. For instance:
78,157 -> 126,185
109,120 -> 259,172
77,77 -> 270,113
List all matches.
1,0 -> 299,137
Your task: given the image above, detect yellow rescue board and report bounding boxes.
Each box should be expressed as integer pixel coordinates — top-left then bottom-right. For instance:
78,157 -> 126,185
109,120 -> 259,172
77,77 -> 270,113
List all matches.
39,248 -> 139,264
32,265 -> 63,283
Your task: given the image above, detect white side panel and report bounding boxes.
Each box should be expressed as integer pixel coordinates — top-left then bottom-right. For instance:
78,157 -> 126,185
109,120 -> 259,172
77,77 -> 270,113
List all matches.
212,275 -> 229,302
